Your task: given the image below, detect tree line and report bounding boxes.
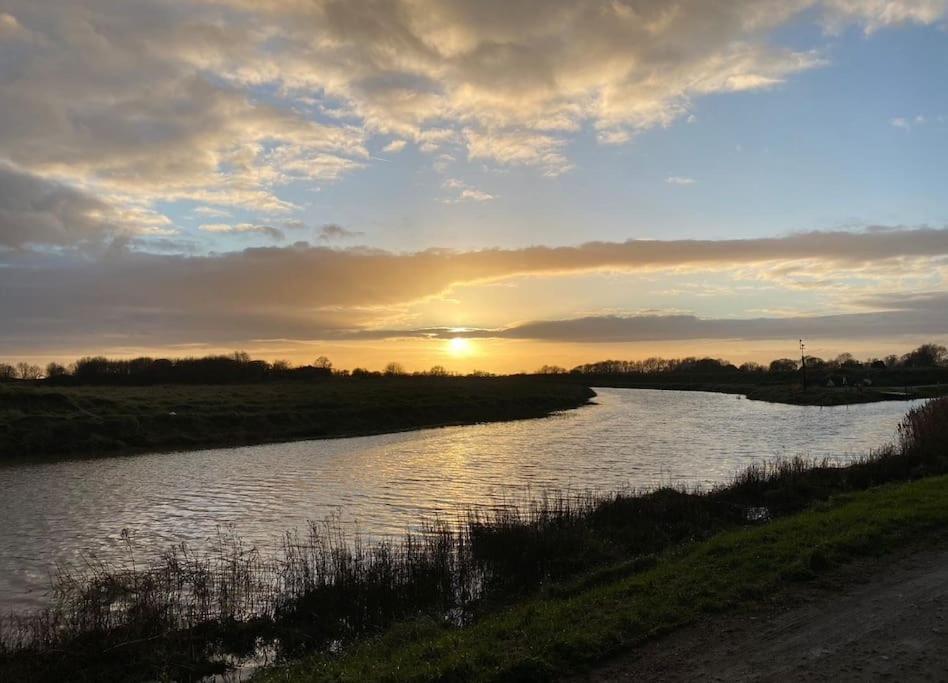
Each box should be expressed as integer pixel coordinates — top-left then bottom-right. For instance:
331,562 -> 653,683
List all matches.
0,353 -> 496,385
1,343 -> 945,385
540,343 -> 948,376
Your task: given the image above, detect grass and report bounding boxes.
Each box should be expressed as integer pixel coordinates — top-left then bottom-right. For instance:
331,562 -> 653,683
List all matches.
1,397 -> 945,681
269,473 -> 948,682
0,377 -> 595,460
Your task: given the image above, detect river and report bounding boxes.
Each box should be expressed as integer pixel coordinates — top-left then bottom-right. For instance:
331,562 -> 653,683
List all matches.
0,388 -> 922,612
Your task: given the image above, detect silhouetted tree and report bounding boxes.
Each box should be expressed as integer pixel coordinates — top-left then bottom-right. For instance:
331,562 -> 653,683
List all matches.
313,356 -> 332,370
45,362 -> 68,378
384,362 -> 406,376
901,344 -> 948,368
16,362 -> 42,380
0,363 -> 15,381
834,352 -> 862,369
739,362 -> 765,373
769,358 -> 798,373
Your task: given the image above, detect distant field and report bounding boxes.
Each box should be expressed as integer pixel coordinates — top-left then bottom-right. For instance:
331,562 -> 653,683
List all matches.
0,378 -> 595,461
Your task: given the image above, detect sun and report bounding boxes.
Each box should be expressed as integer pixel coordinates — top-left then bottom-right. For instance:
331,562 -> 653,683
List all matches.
447,337 -> 473,357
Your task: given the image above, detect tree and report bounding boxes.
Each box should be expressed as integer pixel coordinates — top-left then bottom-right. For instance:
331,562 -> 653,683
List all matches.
536,365 -> 567,374
901,344 -> 948,368
0,363 -> 15,381
383,362 -> 405,376
834,352 -> 861,369
313,356 -> 332,370
45,362 -> 68,378
16,362 -> 42,380
271,359 -> 291,373
738,362 -> 765,373
427,365 -> 448,376
769,358 -> 798,373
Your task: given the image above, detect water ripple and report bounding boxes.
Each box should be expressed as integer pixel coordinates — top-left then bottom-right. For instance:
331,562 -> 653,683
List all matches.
0,388 -> 921,611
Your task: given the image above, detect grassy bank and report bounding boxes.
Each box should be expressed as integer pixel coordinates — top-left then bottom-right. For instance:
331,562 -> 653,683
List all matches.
0,377 -> 595,461
1,397 -> 945,681
273,473 -> 948,682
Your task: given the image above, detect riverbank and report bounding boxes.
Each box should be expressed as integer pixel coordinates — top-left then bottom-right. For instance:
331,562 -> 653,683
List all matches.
1,397 -> 944,681
0,378 -> 595,461
271,473 -> 948,682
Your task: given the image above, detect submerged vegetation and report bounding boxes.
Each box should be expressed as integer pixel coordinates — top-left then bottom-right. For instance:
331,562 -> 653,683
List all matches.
1,396 -> 946,681
0,377 -> 594,460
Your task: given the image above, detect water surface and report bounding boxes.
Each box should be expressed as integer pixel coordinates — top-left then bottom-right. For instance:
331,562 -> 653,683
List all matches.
0,389 -> 921,611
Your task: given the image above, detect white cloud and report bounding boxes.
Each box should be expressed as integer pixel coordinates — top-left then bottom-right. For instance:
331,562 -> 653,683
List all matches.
1,0 -> 945,251
440,178 -> 495,203
382,139 -> 407,153
823,0 -> 948,33
193,206 -> 232,218
666,176 -> 697,185
891,114 -> 933,130
459,188 -> 495,202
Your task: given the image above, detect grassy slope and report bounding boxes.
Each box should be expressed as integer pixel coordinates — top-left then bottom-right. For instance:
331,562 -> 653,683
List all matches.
0,378 -> 595,460
262,474 -> 948,682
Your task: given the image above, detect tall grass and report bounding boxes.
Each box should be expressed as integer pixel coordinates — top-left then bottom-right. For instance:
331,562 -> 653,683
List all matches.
2,397 -> 947,681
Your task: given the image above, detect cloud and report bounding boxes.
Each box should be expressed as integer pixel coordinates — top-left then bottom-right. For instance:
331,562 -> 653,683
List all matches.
318,224 -> 364,241
463,128 -> 572,176
199,223 -> 285,240
891,114 -> 933,130
0,0 -> 943,250
382,139 -> 408,153
665,176 -> 697,185
353,290 -> 948,343
1,226 -> 948,351
484,303 -> 948,342
193,206 -> 232,218
0,163 -> 172,247
440,177 -> 495,203
823,0 -> 948,33
0,0 -> 367,227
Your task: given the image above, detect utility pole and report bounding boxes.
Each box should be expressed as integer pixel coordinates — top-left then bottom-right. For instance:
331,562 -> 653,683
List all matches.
800,339 -> 808,391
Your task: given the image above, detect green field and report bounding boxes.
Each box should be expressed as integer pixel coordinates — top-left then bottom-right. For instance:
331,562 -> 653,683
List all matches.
0,378 -> 595,460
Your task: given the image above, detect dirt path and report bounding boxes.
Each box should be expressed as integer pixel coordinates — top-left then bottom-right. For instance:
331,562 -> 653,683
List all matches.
576,549 -> 948,681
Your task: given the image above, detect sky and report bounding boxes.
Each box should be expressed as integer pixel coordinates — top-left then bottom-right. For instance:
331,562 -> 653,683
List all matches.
1,0 -> 948,372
